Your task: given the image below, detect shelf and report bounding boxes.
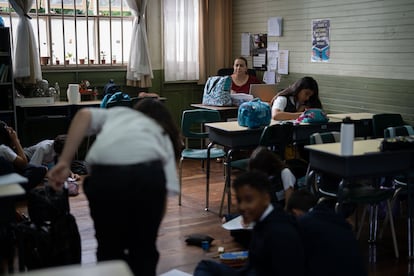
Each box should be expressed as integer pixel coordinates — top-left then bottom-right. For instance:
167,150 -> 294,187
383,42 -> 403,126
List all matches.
0,110 -> 14,114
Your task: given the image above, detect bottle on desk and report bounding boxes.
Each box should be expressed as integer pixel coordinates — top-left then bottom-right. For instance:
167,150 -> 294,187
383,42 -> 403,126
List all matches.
340,116 -> 354,155
54,82 -> 60,102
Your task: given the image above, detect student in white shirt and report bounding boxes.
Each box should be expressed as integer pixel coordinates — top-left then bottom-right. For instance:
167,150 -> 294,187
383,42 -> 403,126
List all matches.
47,98 -> 182,276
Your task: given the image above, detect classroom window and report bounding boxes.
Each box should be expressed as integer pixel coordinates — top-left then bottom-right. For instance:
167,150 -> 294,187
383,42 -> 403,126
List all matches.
0,0 -> 134,66
163,0 -> 199,81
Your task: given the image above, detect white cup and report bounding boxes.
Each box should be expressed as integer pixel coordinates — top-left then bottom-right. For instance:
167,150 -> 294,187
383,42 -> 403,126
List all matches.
67,84 -> 80,104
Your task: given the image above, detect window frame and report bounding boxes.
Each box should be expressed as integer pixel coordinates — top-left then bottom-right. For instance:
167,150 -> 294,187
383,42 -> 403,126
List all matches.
0,0 -> 134,69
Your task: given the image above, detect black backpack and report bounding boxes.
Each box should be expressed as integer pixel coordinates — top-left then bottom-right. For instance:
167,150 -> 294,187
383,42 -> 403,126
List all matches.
16,186 -> 81,270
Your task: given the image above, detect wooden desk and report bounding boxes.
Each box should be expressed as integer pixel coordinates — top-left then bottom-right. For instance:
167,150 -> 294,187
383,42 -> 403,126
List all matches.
16,101 -> 101,146
14,260 -> 133,276
305,139 -> 414,258
205,120 -> 342,215
204,113 -> 381,215
190,104 -> 239,121
328,112 -> 374,138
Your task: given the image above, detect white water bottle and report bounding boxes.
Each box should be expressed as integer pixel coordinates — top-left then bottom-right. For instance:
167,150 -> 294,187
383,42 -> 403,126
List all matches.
340,117 -> 354,155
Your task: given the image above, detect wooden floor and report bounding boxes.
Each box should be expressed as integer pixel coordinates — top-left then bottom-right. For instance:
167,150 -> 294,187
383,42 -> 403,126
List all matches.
17,159 -> 414,275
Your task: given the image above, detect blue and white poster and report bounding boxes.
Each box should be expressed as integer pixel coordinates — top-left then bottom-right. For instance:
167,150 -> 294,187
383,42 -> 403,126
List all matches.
312,19 -> 330,62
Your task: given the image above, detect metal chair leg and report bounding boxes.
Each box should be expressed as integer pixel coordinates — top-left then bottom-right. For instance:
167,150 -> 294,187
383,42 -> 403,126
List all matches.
178,158 -> 183,206
386,199 -> 399,258
357,205 -> 368,240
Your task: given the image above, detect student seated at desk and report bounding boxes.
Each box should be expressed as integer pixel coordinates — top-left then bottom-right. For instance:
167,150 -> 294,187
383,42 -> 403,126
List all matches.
230,57 -> 261,94
195,171 -> 305,276
286,189 -> 366,276
0,121 -> 46,191
271,76 -> 322,120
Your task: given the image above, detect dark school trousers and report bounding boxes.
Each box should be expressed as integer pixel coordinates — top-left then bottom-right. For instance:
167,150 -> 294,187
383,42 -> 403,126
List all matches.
84,160 -> 166,276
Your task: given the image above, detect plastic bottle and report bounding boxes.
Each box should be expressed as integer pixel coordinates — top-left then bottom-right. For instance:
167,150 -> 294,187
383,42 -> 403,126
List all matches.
340,116 -> 354,155
54,82 -> 60,102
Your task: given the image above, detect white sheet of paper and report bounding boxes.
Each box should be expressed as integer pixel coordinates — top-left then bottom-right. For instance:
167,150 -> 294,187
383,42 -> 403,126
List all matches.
241,32 -> 251,56
263,71 -> 276,84
268,17 -> 282,36
267,41 -> 279,51
0,173 -> 28,186
160,269 -> 192,276
267,50 -> 278,71
278,50 -> 289,74
222,215 -> 254,230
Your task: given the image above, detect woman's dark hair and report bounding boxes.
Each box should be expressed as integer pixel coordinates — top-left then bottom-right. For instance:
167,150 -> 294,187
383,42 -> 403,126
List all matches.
233,170 -> 271,194
276,76 -> 322,108
0,121 -> 11,146
134,98 -> 183,159
249,146 -> 286,176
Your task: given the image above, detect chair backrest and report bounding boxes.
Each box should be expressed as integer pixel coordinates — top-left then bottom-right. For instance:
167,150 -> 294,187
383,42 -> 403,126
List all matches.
258,124 -> 294,159
384,125 -> 414,138
309,131 -> 340,145
216,68 -> 256,77
106,100 -> 132,108
372,113 -> 405,138
181,109 -> 221,141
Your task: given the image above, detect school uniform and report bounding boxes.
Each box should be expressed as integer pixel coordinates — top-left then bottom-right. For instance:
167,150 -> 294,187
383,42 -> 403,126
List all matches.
23,139 -> 55,166
194,205 -> 305,276
82,107 -> 178,276
298,204 -> 367,276
272,95 -> 298,113
0,145 -> 46,191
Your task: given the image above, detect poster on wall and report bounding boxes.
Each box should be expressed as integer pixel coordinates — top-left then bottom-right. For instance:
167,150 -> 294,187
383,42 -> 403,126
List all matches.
311,19 -> 330,62
252,33 -> 267,70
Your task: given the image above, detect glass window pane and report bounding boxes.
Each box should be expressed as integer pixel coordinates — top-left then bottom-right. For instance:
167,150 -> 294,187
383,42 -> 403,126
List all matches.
51,17 -> 64,64
98,18 -> 110,63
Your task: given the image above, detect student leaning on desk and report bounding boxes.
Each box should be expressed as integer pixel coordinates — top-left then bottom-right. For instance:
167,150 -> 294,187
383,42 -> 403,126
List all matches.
271,76 -> 322,120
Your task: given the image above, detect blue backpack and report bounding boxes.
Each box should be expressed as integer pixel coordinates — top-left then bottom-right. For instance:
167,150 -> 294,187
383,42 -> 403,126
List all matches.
237,99 -> 271,128
295,108 -> 329,124
100,91 -> 131,108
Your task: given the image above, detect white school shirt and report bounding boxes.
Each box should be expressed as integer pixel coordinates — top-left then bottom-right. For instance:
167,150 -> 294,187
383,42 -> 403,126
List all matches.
271,96 -> 298,112
24,140 -> 55,166
0,144 -> 17,162
85,107 -> 179,194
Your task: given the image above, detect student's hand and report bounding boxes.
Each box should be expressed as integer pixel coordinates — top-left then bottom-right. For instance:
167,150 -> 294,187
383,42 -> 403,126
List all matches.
6,126 -> 19,145
47,162 -> 71,191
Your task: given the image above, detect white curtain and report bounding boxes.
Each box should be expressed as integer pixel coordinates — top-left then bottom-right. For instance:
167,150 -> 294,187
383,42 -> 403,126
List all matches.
125,0 -> 153,87
163,0 -> 199,81
9,0 -> 42,84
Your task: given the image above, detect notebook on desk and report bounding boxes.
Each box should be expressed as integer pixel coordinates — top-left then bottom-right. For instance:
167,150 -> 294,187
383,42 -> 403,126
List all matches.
249,84 -> 278,103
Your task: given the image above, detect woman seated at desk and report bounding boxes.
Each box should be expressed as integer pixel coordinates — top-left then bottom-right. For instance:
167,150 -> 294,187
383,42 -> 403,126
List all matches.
271,76 -> 322,120
231,56 -> 261,94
